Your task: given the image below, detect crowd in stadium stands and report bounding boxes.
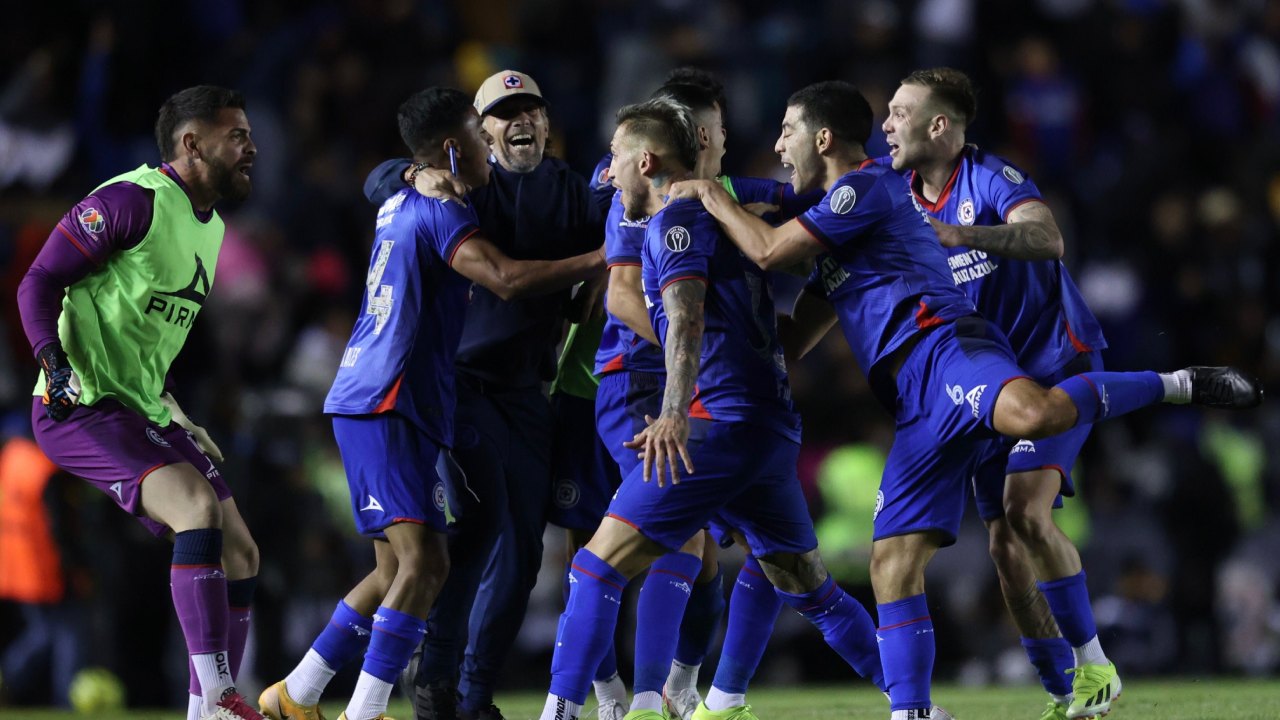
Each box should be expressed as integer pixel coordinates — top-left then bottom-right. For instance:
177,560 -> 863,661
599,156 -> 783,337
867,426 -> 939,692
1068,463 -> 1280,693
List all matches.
1,0 -> 1278,708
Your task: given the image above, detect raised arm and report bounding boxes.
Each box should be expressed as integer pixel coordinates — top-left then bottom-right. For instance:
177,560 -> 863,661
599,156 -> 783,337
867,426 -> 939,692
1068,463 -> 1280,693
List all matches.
450,233 -> 604,301
930,200 -> 1063,260
605,265 -> 660,345
669,179 -> 823,270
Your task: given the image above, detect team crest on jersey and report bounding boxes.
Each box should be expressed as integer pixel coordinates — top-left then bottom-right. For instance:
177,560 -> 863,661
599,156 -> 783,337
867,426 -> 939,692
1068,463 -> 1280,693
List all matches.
554,478 -> 580,509
1002,166 -> 1025,185
958,198 -> 976,226
146,427 -> 171,447
78,207 -> 105,234
664,225 -> 691,252
873,490 -> 884,520
433,482 -> 447,511
597,166 -> 610,186
829,185 -> 857,215
504,74 -> 524,89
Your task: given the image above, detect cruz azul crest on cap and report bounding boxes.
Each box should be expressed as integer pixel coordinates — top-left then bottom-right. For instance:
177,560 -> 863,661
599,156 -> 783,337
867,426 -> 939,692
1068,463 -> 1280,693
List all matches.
504,74 -> 524,89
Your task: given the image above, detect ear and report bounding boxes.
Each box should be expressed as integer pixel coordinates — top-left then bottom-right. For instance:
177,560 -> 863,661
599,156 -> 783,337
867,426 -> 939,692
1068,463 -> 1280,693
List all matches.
696,124 -> 711,150
180,127 -> 200,160
814,127 -> 833,155
929,113 -> 950,140
638,150 -> 661,178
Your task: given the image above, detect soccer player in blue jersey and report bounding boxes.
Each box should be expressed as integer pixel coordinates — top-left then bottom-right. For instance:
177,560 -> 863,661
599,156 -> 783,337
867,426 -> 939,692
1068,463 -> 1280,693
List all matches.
668,80 -> 1261,720
881,67 -> 1118,720
360,70 -> 607,720
537,97 -> 890,720
257,87 -> 603,720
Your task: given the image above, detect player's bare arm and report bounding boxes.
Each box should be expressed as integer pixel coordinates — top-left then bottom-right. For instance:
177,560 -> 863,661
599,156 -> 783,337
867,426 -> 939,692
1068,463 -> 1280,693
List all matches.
605,264 -> 660,345
625,278 -> 705,487
778,290 -> 838,364
450,233 -> 605,301
929,200 -> 1063,260
668,179 -> 821,270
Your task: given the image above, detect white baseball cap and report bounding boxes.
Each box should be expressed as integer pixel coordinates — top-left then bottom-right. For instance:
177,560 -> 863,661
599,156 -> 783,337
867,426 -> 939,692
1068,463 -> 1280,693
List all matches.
474,70 -> 546,116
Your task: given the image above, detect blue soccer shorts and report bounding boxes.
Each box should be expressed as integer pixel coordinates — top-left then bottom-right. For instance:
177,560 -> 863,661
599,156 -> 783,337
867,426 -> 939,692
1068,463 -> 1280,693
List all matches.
548,392 -> 623,531
876,316 -> 1029,546
333,413 -> 448,537
970,350 -> 1102,522
606,419 -> 817,557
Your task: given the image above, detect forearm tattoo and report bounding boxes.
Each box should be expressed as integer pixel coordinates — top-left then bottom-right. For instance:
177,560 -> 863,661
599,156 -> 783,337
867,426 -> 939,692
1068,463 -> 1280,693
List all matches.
659,279 -> 706,418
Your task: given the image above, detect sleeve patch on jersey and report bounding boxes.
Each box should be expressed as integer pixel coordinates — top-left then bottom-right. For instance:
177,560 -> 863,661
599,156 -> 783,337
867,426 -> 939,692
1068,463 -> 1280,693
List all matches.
829,185 -> 857,214
664,225 -> 691,252
1002,166 -> 1025,185
78,207 -> 106,234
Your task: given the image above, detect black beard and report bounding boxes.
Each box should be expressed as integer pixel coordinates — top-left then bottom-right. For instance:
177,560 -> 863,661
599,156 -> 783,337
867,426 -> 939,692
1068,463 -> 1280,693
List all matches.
208,156 -> 251,203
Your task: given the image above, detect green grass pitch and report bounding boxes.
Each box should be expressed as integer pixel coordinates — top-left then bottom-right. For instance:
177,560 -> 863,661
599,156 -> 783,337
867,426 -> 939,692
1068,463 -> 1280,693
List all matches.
3,679 -> 1279,720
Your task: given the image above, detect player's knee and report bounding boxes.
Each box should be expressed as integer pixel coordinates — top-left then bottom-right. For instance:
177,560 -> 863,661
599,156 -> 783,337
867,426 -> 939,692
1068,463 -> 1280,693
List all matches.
183,487 -> 223,530
1004,499 -> 1054,547
225,537 -> 259,578
397,544 -> 450,595
998,392 -> 1065,440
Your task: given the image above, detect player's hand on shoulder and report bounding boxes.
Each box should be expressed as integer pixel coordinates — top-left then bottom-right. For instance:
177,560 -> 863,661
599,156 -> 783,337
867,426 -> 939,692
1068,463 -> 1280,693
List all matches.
666,179 -> 720,204
408,165 -> 469,204
928,216 -> 964,248
38,343 -> 81,422
624,412 -> 694,487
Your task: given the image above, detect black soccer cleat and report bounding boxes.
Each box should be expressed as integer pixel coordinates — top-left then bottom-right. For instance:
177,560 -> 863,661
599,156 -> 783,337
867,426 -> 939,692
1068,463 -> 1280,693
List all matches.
1189,366 -> 1264,409
458,703 -> 505,720
412,678 -> 460,720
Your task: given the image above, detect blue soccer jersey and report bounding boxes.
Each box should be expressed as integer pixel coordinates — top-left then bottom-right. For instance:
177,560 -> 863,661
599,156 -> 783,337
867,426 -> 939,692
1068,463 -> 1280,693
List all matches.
324,189 -> 477,447
641,197 -> 800,442
904,145 -> 1106,378
800,160 -> 976,396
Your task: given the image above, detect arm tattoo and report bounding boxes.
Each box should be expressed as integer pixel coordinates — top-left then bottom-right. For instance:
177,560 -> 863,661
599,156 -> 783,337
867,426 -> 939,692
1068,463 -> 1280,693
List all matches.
947,203 -> 1063,260
659,279 -> 706,418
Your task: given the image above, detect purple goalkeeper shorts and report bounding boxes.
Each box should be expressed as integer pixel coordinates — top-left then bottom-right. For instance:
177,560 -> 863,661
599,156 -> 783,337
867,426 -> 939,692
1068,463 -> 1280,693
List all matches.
31,397 -> 231,537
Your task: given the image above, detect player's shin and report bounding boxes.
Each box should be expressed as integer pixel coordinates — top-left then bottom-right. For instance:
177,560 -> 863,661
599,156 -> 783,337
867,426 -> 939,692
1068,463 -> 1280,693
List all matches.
777,574 -> 885,692
706,556 -> 783,710
345,606 -> 427,720
1054,372 -> 1163,426
876,594 -> 935,715
171,529 -> 233,710
1021,637 -> 1075,702
283,600 -> 374,705
671,561 -> 725,689
543,549 -> 629,720
633,552 -> 701,712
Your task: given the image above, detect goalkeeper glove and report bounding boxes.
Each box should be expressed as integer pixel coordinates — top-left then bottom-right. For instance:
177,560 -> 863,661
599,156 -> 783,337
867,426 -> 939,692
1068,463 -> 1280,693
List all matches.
160,392 -> 225,463
38,343 -> 81,422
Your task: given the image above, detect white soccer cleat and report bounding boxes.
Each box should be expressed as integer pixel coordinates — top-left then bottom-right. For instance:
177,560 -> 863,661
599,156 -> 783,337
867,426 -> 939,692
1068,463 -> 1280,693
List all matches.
663,686 -> 703,720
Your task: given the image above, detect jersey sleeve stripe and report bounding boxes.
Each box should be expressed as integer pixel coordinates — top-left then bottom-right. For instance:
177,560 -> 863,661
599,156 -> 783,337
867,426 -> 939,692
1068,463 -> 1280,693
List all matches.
659,274 -> 708,293
1001,197 -> 1041,223
606,258 -> 641,268
445,226 -> 481,266
55,223 -> 100,265
796,215 -> 835,249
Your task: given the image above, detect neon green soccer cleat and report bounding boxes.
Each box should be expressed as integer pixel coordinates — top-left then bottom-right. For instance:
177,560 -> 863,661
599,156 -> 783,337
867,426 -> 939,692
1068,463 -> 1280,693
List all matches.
1066,662 -> 1121,719
1038,699 -> 1069,720
691,702 -> 758,720
623,710 -> 667,720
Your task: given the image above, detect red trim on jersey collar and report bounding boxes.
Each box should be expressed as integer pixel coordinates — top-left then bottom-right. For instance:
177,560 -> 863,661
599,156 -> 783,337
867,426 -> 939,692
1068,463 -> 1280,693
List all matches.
856,158 -> 876,171
910,157 -> 962,214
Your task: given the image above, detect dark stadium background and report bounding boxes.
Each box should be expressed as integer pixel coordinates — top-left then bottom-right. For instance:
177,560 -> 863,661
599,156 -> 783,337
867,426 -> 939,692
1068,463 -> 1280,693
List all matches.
2,0 -> 1279,710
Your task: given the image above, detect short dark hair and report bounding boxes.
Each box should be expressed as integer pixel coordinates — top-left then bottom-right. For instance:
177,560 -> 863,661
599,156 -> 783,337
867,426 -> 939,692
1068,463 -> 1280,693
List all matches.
902,67 -> 977,127
397,87 -> 474,156
615,98 -> 699,172
651,82 -> 719,121
155,85 -> 246,161
786,81 -> 872,147
662,67 -> 727,124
